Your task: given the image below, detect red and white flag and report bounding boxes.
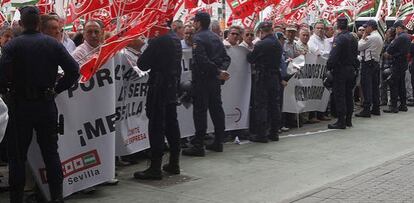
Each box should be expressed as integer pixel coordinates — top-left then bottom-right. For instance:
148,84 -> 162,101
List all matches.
66,0 -> 110,24
36,0 -> 55,14
1,0 -> 11,7
0,11 -> 6,27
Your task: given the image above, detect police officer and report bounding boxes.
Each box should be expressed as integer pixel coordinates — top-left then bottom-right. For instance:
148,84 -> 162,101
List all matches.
383,21 -> 411,113
247,22 -> 282,143
0,6 -> 79,203
182,12 -> 230,157
355,20 -> 384,117
327,17 -> 358,129
133,24 -> 183,180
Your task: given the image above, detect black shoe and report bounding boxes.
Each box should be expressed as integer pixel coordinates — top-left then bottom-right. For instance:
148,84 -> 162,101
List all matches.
162,164 -> 180,175
133,167 -> 162,180
206,143 -> 223,152
182,147 -> 205,157
249,136 -> 268,143
268,134 -> 279,141
399,106 -> 408,112
355,110 -> 371,118
346,121 -> 353,127
407,102 -> 414,107
380,102 -> 388,106
328,119 -> 346,129
371,109 -> 381,116
383,107 -> 398,113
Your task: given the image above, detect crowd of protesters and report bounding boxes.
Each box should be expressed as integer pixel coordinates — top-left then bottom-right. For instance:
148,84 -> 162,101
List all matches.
1,8 -> 414,202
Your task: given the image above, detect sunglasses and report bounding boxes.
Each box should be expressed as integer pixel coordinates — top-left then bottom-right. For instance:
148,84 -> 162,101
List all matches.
358,29 -> 365,31
230,32 -> 240,36
245,33 -> 254,37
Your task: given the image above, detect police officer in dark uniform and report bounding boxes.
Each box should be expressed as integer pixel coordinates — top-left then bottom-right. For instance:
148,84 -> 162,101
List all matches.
182,12 -> 231,157
0,6 -> 79,203
327,17 -> 358,129
247,21 -> 282,143
133,25 -> 183,180
383,21 -> 411,113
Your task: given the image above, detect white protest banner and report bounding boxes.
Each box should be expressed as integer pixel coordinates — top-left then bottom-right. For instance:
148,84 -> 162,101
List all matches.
114,50 -> 150,156
283,55 -> 330,113
0,97 -> 8,142
28,56 -> 118,199
178,46 -> 251,137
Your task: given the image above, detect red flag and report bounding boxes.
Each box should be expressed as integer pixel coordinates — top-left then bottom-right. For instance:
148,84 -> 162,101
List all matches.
241,12 -> 259,29
404,13 -> 414,30
0,11 -> 6,27
66,0 -> 110,24
185,0 -> 198,9
84,6 -> 113,30
1,0 -> 10,7
110,0 -> 162,17
79,8 -> 172,82
201,0 -> 217,4
37,0 -> 55,14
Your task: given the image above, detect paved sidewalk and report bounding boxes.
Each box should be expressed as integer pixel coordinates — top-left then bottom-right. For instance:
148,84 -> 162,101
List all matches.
288,152 -> 414,203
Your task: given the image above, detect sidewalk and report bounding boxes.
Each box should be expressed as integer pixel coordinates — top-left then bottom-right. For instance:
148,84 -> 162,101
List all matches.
287,151 -> 414,203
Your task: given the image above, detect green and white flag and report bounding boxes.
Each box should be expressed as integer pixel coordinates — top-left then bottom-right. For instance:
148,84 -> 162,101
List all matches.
11,0 -> 38,7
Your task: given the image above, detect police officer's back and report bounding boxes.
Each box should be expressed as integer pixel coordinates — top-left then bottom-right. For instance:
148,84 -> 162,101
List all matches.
134,30 -> 183,180
327,17 -> 358,129
383,21 -> 411,113
247,21 -> 282,143
0,6 -> 79,203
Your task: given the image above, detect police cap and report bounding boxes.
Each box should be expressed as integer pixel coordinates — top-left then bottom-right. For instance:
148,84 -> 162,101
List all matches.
336,16 -> 348,29
363,20 -> 377,29
194,11 -> 210,23
19,5 -> 40,19
258,21 -> 272,31
393,20 -> 405,29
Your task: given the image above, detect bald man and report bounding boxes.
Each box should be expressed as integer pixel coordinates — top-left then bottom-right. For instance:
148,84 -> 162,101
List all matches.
72,20 -> 104,65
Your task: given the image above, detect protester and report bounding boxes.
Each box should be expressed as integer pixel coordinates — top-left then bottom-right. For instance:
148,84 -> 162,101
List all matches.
239,27 -> 254,51
409,38 -> 414,106
380,28 -> 396,106
355,20 -> 384,117
383,21 -> 411,113
223,25 -> 242,47
134,22 -> 183,180
0,6 -> 79,202
210,20 -> 223,39
284,24 -> 300,60
326,17 -> 358,129
181,24 -> 195,49
72,20 -> 104,64
247,21 -> 282,143
182,12 -> 230,157
275,32 -> 290,132
0,26 -> 13,57
295,28 -> 310,55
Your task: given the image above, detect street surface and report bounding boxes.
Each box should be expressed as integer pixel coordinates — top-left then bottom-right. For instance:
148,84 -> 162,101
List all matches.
2,107 -> 414,203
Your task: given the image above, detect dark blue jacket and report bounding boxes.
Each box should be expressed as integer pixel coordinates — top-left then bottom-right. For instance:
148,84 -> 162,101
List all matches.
247,34 -> 282,72
386,32 -> 411,66
191,29 -> 230,81
327,30 -> 358,71
0,30 -> 79,94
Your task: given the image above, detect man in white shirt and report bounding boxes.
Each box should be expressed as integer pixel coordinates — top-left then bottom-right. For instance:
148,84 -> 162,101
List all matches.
239,27 -> 254,51
223,25 -> 242,47
355,20 -> 384,117
72,20 -> 103,65
181,24 -> 195,49
308,21 -> 329,61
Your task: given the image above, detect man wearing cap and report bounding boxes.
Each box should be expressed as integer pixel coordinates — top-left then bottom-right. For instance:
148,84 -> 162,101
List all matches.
383,20 -> 411,113
247,21 -> 282,142
284,24 -> 300,60
327,17 -> 358,129
0,6 -> 79,202
182,12 -> 230,156
355,20 -> 384,117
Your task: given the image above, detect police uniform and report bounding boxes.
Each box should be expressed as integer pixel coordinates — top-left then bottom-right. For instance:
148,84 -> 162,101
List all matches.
384,21 -> 411,113
247,22 -> 282,142
0,6 -> 79,203
356,20 -> 384,117
327,17 -> 358,129
134,31 -> 182,180
182,12 -> 231,156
